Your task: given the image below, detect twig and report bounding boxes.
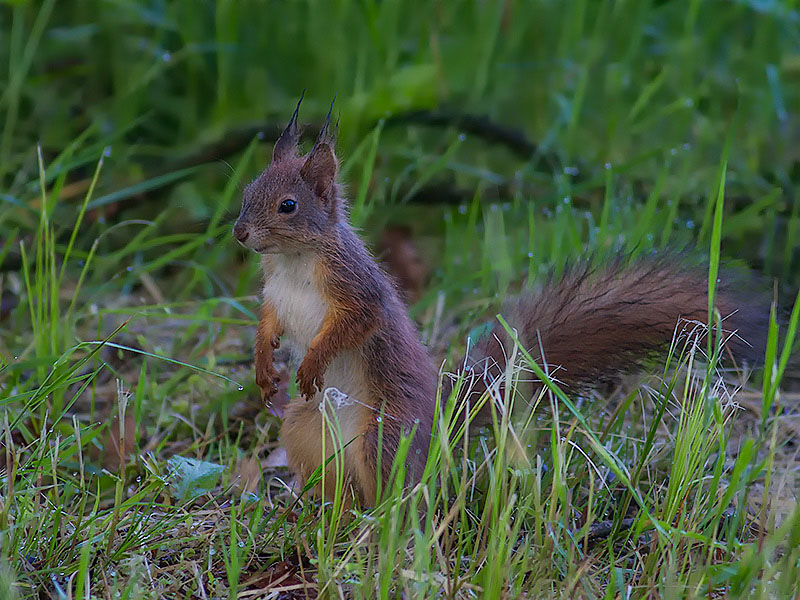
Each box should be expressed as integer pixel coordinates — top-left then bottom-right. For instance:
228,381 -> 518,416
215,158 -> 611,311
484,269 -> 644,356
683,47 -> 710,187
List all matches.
581,517 -> 637,543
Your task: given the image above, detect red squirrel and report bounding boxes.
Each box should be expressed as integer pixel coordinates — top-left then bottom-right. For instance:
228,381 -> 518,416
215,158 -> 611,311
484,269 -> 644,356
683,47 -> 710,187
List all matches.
233,101 -> 768,505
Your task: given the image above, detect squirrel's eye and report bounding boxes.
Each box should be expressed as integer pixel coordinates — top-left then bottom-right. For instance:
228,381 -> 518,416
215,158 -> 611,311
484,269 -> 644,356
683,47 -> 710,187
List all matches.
278,199 -> 297,214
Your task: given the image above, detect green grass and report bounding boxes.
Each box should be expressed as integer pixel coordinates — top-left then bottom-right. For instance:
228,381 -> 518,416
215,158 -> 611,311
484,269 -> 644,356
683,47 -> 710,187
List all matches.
1,0 -> 799,597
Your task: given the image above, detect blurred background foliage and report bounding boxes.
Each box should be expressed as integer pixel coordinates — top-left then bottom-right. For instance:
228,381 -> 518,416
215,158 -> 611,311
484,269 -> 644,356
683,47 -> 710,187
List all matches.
1,0 -> 798,287
1,2 -> 799,595
2,0 -> 799,435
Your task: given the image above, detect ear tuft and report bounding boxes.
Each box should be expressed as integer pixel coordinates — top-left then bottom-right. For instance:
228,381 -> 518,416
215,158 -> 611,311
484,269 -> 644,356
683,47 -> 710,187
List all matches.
315,96 -> 338,146
272,91 -> 305,163
300,142 -> 338,198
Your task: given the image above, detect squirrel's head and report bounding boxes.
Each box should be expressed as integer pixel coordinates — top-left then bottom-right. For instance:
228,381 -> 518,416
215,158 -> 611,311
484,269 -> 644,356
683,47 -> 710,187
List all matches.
233,96 -> 341,254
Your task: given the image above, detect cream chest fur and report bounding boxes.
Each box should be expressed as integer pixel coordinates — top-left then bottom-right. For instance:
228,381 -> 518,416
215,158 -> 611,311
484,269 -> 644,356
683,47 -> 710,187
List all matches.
261,252 -> 371,444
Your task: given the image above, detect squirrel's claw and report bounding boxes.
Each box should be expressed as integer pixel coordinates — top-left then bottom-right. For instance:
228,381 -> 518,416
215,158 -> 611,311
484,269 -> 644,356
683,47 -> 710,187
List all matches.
256,365 -> 280,403
297,358 -> 324,400
258,376 -> 280,403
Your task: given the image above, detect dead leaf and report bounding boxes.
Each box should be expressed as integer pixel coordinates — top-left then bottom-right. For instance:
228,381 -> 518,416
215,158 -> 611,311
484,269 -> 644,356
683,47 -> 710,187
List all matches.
263,447 -> 288,469
378,225 -> 428,303
240,559 -> 317,598
234,455 -> 262,495
103,412 -> 139,471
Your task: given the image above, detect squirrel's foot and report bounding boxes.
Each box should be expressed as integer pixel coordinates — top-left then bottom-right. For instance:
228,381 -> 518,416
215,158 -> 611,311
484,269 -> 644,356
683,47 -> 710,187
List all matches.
297,355 -> 325,400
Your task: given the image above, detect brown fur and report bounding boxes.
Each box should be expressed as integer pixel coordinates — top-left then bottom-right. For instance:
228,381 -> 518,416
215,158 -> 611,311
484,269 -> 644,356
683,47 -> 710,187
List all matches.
235,104 -> 768,505
280,396 -> 365,504
235,106 -> 435,504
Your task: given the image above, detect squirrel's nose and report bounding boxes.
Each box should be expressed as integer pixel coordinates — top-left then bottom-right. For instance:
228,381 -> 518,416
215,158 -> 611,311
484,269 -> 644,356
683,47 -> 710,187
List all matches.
233,222 -> 249,243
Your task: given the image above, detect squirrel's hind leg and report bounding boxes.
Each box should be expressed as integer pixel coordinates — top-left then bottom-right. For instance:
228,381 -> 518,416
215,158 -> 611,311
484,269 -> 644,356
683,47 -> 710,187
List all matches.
281,397 -> 363,505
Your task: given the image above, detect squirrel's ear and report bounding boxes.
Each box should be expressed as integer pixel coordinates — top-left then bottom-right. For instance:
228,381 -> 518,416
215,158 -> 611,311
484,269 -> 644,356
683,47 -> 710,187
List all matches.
272,91 -> 304,163
300,98 -> 339,197
300,141 -> 338,197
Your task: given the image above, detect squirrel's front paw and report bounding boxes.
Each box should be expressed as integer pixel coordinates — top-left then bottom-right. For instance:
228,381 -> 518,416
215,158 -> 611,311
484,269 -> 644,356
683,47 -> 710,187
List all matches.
297,356 -> 324,400
255,364 -> 280,402
259,379 -> 281,403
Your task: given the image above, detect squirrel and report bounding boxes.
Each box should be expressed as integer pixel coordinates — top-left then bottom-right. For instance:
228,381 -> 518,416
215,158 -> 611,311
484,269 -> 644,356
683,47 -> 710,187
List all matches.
233,100 -> 769,506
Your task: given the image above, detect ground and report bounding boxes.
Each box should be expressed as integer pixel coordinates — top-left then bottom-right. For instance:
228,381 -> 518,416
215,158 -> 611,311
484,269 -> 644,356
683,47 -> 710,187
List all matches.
0,1 -> 799,598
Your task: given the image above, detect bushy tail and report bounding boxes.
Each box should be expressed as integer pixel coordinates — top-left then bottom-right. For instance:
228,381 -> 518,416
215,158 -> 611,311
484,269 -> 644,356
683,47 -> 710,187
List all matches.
459,256 -> 770,424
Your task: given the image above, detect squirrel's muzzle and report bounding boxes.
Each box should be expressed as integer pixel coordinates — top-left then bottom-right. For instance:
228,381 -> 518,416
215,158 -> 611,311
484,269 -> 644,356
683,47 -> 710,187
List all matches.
233,221 -> 250,244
